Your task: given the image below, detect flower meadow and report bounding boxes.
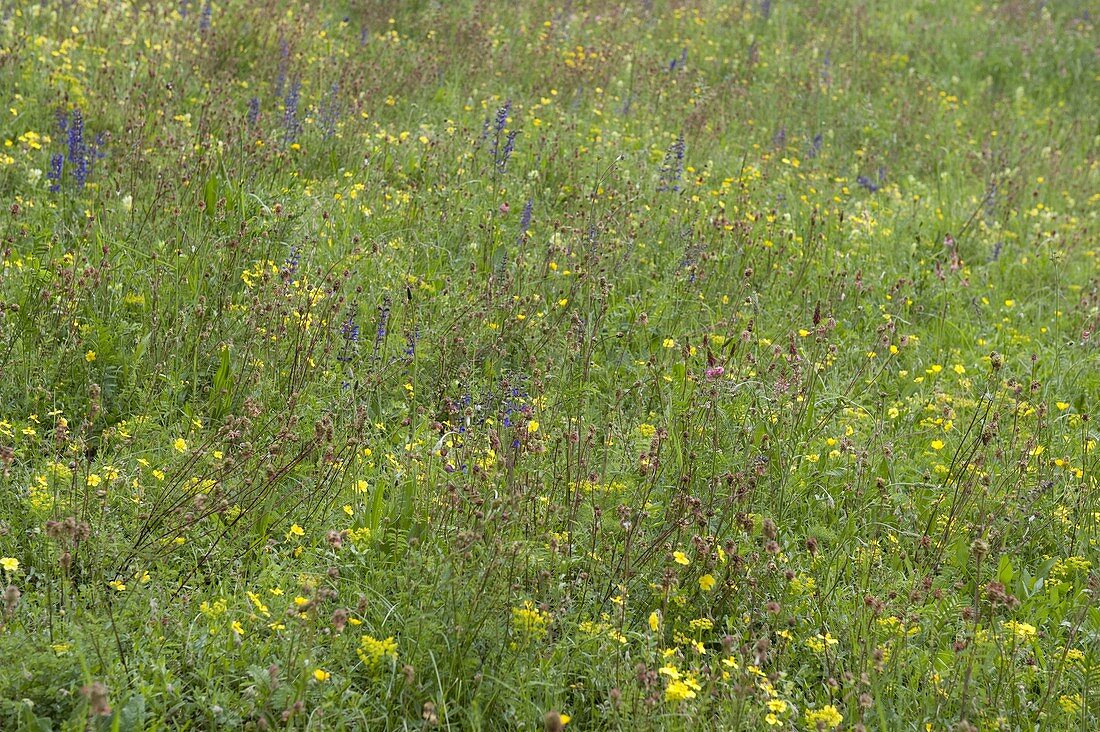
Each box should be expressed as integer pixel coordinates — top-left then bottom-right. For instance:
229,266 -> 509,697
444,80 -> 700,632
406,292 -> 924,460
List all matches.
0,0 -> 1097,729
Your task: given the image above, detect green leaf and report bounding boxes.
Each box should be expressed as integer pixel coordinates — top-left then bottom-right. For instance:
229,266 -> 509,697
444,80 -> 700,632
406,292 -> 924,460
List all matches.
18,705 -> 53,732
117,692 -> 146,731
203,177 -> 218,215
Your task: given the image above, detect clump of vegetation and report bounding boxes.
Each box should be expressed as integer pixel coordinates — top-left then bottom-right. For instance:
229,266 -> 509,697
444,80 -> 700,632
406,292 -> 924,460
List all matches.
0,0 -> 1097,729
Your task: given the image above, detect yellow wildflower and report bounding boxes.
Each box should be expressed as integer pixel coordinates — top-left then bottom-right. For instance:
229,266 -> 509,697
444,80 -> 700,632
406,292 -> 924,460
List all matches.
804,705 -> 843,729
357,634 -> 398,671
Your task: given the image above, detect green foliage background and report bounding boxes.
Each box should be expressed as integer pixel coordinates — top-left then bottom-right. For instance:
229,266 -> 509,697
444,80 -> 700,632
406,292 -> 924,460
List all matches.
0,0 -> 1097,729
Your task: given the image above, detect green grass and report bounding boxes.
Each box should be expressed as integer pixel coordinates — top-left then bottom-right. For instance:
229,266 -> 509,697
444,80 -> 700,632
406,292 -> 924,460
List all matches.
0,0 -> 1097,729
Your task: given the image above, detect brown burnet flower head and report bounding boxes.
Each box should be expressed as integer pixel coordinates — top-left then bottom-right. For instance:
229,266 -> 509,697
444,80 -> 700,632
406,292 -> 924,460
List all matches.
45,517 -> 92,544
3,584 -> 20,614
81,681 -> 111,717
281,700 -> 304,723
0,445 -> 15,473
753,636 -> 770,665
984,582 -> 1020,609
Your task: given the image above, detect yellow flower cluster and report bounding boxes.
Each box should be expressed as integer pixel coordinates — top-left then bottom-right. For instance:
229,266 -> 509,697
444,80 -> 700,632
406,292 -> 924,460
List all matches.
659,665 -> 701,702
803,704 -> 843,729
1048,556 -> 1091,585
1002,620 -> 1037,642
511,601 -> 552,639
357,634 -> 398,671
